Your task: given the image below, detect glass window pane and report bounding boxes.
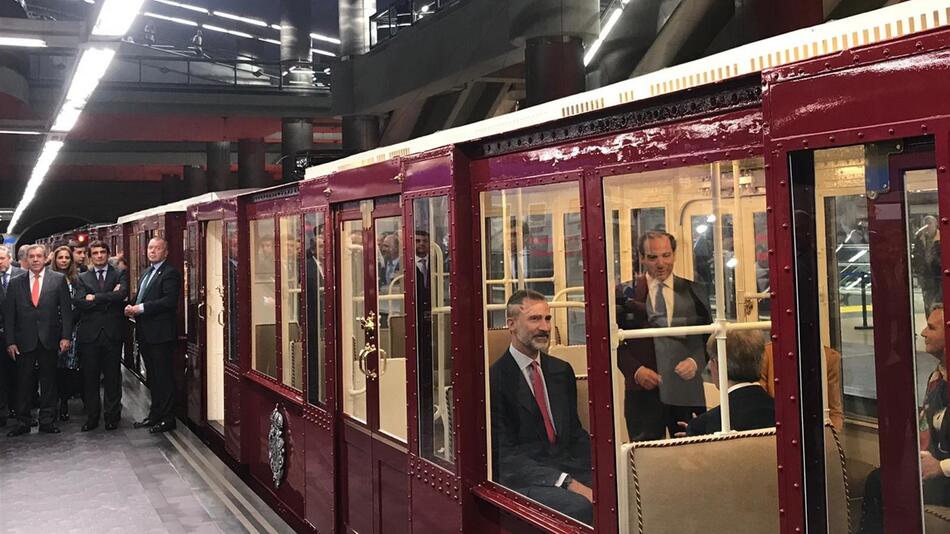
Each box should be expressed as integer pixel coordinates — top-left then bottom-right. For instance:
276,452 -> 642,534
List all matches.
305,212 -> 327,405
251,217 -> 277,379
482,182 -> 593,526
415,196 -> 453,465
341,220 -> 367,423
226,221 -> 240,365
280,215 -> 303,391
376,215 -> 406,441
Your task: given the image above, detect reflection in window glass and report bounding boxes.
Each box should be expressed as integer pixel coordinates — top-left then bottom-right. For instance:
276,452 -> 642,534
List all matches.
226,221 -> 240,365
280,215 -> 303,391
305,212 -> 327,405
415,196 -> 453,465
376,215 -> 406,442
482,183 -> 593,526
341,220 -> 367,423
251,218 -> 277,379
604,158 -> 773,528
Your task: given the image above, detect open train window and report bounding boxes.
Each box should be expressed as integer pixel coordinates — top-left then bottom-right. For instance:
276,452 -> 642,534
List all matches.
250,217 -> 277,380
603,157 -> 773,528
481,181 -> 594,527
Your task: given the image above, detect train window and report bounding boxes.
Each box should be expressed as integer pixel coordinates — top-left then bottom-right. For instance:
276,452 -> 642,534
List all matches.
414,196 -> 453,465
304,212 -> 327,405
341,219 -> 367,424
250,217 -> 278,380
225,221 -> 240,365
482,182 -> 594,526
375,214 -> 407,441
603,158 -> 772,525
279,215 -> 303,391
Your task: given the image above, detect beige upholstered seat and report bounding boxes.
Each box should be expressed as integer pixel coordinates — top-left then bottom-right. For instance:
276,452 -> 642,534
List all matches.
925,505 -> 950,531
620,424 -> 849,534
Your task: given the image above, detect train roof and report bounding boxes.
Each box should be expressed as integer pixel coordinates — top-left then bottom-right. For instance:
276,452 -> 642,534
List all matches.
305,0 -> 949,180
116,189 -> 256,224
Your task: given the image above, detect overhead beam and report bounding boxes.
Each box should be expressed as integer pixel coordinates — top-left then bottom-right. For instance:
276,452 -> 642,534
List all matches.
0,18 -> 85,49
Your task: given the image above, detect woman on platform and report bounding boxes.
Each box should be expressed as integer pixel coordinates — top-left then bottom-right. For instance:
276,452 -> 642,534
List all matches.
51,245 -> 81,422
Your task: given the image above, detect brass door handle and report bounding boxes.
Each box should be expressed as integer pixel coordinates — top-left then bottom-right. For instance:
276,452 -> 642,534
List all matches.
358,342 -> 377,379
217,309 -> 225,326
378,347 -> 389,376
197,301 -> 206,320
357,311 -> 376,333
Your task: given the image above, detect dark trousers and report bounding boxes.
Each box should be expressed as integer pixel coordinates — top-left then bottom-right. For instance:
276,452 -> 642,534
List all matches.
519,469 -> 593,525
859,466 -> 950,534
81,337 -> 123,424
141,341 -> 176,424
0,348 -> 15,418
624,388 -> 706,441
15,348 -> 57,427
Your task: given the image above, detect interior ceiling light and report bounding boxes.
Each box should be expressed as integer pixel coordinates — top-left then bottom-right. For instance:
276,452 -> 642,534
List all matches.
311,48 -> 335,57
0,37 -> 47,47
583,6 -> 622,66
93,0 -> 147,36
309,33 -> 341,45
144,12 -> 198,27
203,24 -> 254,39
213,11 -> 268,27
257,37 -> 281,45
7,139 -> 65,233
63,47 -> 117,108
270,24 -> 282,30
153,0 -> 209,15
0,129 -> 43,135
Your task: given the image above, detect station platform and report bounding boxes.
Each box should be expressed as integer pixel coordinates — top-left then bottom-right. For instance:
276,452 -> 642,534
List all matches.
0,369 -> 293,534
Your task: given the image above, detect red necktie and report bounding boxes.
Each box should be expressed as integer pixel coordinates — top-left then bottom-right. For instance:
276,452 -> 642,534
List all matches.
530,360 -> 556,445
31,274 -> 40,307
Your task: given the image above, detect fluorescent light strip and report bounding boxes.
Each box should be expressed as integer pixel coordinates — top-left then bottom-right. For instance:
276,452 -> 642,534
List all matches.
0,37 -> 47,47
310,33 -> 341,45
52,47 -> 117,133
0,130 -> 43,135
214,10 -> 268,28
144,12 -> 198,27
257,38 -> 281,45
271,24 -> 282,30
202,24 -> 254,39
7,139 -> 65,232
93,0 -> 147,37
153,0 -> 209,15
311,48 -> 336,57
583,6 -> 623,66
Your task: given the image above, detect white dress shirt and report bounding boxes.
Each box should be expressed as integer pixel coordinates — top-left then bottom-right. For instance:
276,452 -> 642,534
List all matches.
646,273 -> 674,325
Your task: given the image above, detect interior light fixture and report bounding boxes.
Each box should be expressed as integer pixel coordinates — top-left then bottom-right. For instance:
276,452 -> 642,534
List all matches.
311,48 -> 336,58
203,24 -> 254,40
0,37 -> 47,47
51,105 -> 82,132
144,12 -> 198,27
583,7 -> 622,66
7,139 -> 65,233
92,0 -> 147,37
153,0 -> 209,15
51,47 -> 117,133
270,24 -> 282,30
0,129 -> 43,135
309,33 -> 341,45
214,10 -> 268,27
257,37 -> 281,45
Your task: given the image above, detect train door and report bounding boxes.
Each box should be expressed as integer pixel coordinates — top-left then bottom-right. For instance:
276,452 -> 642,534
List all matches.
185,222 -> 203,425
204,219 -> 225,434
790,139 -> 942,533
337,195 -> 409,534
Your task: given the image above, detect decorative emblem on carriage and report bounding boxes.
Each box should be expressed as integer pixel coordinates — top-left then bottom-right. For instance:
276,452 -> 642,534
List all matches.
268,405 -> 286,489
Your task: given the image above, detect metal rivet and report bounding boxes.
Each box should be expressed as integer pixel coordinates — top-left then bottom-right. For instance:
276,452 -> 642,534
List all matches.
888,128 -> 895,135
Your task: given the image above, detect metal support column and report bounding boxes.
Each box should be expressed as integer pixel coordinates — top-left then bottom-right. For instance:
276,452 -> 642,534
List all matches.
238,138 -> 270,189
183,165 -> 207,198
282,118 -> 312,182
524,35 -> 585,107
206,141 -> 236,191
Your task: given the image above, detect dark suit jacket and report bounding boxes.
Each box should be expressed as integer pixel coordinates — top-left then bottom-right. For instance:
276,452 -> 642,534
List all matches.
73,265 -> 129,344
490,350 -> 591,489
616,275 -> 711,392
134,262 -> 181,344
0,266 -> 26,344
686,384 -> 775,436
3,268 -> 73,353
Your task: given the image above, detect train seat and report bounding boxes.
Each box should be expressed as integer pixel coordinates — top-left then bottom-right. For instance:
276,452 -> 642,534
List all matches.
926,505 -> 950,530
619,424 -> 848,534
548,345 -> 589,431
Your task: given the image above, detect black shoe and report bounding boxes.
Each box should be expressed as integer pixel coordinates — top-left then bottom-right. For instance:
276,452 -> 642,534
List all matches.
81,422 -> 99,432
105,421 -> 118,431
133,418 -> 156,429
59,401 -> 70,422
148,421 -> 176,434
29,418 -> 38,428
39,425 -> 60,434
7,426 -> 29,437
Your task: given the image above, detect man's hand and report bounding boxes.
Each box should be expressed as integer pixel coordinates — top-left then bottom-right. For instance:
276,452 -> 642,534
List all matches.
921,451 -> 944,480
59,339 -> 70,353
124,304 -> 136,317
634,367 -> 662,390
674,358 -> 699,380
6,345 -> 18,360
85,294 -> 95,301
674,420 -> 689,438
567,479 -> 593,503
113,284 -> 121,292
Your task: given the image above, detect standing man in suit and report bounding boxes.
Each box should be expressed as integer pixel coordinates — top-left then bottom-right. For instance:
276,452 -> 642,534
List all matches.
0,245 -> 26,426
4,244 -> 73,436
125,237 -> 181,434
686,330 -> 774,436
74,240 -> 129,431
616,230 -> 711,441
490,289 -> 593,524
70,240 -> 89,273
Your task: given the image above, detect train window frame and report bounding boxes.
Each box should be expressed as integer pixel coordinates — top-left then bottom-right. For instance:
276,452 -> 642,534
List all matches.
303,208 -> 329,407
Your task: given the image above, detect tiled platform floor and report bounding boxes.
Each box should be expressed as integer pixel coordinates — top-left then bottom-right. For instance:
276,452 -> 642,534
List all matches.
0,369 -> 293,534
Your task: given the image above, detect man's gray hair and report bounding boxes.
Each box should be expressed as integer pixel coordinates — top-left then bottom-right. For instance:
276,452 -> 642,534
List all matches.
0,245 -> 9,257
706,329 -> 766,383
17,244 -> 30,260
25,244 -> 46,257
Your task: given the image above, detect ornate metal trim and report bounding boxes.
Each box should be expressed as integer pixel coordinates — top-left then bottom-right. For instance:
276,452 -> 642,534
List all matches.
472,78 -> 762,158
252,185 -> 300,203
268,405 -> 286,489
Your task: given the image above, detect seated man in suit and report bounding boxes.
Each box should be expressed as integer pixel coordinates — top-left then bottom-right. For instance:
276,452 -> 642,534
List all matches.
686,329 -> 774,436
490,289 -> 593,524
